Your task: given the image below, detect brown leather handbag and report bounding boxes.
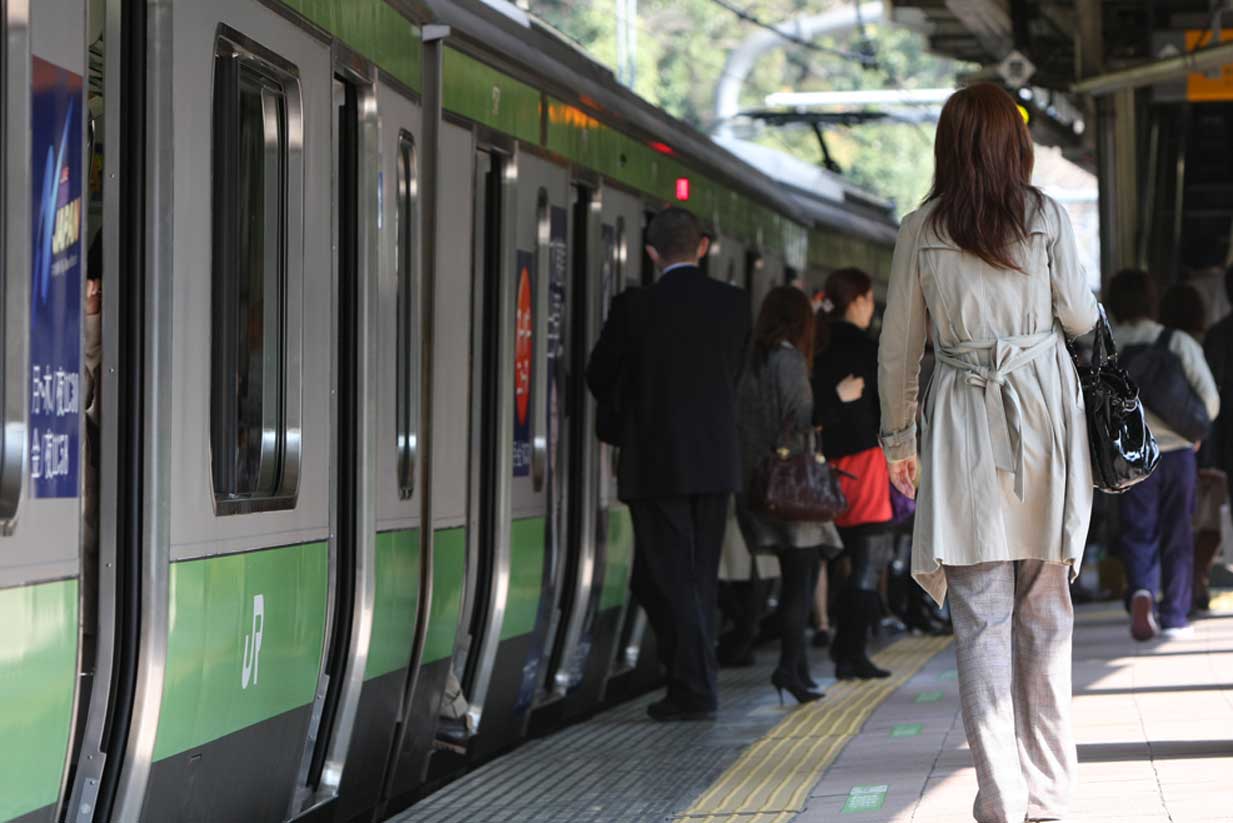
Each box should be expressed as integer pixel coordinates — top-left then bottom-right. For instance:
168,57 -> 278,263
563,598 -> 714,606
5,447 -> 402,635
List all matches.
749,425 -> 851,523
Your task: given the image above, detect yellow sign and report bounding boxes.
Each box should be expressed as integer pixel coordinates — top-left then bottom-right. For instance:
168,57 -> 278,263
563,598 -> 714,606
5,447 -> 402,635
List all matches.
1186,30 -> 1233,101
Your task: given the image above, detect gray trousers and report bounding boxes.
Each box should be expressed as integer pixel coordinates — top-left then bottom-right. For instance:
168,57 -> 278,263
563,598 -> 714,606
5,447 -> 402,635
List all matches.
944,561 -> 1077,823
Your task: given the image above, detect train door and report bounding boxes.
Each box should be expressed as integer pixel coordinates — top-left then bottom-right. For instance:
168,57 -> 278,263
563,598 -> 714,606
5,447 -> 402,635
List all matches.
77,3 -> 349,820
288,49 -> 381,821
535,184 -> 641,716
529,180 -> 595,726
332,73 -> 424,823
379,116 -> 474,805
0,2 -> 87,823
438,145 -> 567,763
433,143 -> 518,765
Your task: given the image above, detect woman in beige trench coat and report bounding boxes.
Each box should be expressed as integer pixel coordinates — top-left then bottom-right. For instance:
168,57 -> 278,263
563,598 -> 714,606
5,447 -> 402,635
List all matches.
878,84 -> 1099,823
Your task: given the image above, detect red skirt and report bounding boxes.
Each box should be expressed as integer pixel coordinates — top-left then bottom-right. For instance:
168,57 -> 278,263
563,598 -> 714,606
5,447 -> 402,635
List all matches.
831,446 -> 892,529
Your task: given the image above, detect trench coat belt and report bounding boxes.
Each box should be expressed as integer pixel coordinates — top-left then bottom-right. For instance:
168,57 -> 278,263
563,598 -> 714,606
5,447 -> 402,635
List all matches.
934,329 -> 1059,502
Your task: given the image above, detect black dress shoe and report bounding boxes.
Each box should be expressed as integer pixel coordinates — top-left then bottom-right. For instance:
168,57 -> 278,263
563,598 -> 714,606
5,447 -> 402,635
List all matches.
811,629 -> 831,648
646,698 -> 716,722
835,657 -> 892,680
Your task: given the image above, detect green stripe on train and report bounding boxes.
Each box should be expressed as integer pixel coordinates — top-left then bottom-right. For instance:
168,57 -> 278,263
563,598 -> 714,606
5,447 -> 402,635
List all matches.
280,0 -> 422,91
424,527 -> 467,664
367,529 -> 421,680
366,526 -> 469,675
152,543 -> 329,762
0,578 -> 77,822
501,517 -> 547,641
601,505 -> 634,612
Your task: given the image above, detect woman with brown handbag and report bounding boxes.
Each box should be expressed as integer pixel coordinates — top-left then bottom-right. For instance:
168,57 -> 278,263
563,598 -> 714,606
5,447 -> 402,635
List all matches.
735,286 -> 845,705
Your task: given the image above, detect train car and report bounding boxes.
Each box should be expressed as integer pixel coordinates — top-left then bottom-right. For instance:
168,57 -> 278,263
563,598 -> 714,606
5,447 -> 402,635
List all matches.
0,1 -> 897,822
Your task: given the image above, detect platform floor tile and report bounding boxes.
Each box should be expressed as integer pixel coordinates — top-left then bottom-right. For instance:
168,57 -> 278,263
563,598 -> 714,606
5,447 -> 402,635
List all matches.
388,653 -> 834,823
791,599 -> 1233,823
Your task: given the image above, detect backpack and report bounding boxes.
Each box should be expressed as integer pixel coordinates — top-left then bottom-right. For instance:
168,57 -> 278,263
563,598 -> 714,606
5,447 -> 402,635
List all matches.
1120,328 -> 1212,443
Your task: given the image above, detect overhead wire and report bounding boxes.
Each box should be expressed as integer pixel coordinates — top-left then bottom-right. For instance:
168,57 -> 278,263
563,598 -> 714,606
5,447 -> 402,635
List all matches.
700,0 -> 876,65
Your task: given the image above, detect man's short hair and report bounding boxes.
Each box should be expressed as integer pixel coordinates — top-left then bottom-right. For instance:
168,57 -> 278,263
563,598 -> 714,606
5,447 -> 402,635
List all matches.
646,207 -> 703,263
1106,268 -> 1157,323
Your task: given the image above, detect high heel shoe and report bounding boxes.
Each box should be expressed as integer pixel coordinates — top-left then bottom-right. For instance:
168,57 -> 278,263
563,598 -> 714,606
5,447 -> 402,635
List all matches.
772,668 -> 823,705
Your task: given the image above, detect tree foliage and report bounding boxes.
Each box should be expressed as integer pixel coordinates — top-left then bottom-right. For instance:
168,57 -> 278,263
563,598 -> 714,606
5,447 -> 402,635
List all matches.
530,0 -> 974,216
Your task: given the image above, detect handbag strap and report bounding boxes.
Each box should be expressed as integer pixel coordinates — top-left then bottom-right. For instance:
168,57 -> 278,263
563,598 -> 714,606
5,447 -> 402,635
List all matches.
774,416 -> 820,456
1069,302 -> 1120,367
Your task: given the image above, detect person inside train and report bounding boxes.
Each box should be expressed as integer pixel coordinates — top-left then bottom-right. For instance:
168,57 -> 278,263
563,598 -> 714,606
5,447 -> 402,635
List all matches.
879,82 -> 1099,823
811,268 -> 894,681
1108,270 -> 1219,641
586,206 -> 750,722
734,286 -> 841,705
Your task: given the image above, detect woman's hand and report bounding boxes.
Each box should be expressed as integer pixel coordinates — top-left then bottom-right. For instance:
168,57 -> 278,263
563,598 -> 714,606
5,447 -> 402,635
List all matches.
889,456 -> 919,500
836,374 -> 865,403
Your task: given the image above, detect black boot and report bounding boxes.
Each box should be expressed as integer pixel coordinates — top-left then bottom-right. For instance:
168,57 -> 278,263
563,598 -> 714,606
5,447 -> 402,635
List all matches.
835,590 -> 892,680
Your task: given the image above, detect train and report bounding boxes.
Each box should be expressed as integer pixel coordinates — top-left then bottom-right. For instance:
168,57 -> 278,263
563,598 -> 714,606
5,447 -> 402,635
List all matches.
0,1 -> 898,822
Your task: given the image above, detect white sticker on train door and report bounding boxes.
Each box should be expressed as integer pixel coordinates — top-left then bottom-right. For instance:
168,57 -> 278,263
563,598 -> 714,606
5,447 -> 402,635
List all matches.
242,593 -> 265,689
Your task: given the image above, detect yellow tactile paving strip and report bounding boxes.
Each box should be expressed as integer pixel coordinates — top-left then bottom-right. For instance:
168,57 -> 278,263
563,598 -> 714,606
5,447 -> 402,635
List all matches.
673,634 -> 953,823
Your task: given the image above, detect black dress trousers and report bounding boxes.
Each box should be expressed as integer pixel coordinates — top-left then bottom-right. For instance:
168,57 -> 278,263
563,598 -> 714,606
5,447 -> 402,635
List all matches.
628,493 -> 728,711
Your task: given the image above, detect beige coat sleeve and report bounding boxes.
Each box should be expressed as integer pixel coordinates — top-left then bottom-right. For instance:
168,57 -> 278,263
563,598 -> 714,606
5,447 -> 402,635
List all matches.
878,211 -> 929,462
1047,198 -> 1099,338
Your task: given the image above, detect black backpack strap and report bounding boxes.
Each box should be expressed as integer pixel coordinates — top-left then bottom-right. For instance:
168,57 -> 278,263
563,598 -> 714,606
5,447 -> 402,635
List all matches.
1156,327 -> 1175,350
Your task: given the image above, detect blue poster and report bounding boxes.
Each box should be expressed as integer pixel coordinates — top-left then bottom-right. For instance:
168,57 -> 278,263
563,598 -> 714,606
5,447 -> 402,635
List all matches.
29,58 -> 84,498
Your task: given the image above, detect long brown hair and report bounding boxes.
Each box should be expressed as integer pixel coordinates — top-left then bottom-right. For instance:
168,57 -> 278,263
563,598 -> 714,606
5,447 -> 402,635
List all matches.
815,267 -> 873,354
926,83 -> 1042,271
753,286 -> 815,369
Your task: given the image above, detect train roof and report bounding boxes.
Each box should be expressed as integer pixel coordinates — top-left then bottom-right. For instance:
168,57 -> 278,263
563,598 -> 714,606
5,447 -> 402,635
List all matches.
403,0 -> 899,244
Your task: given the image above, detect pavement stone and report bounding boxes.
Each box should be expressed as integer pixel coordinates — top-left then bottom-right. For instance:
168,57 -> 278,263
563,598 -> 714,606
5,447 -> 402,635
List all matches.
790,599 -> 1233,823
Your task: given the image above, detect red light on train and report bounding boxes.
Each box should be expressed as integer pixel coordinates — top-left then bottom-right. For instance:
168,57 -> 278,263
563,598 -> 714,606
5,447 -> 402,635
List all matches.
675,177 -> 690,201
649,141 -> 675,156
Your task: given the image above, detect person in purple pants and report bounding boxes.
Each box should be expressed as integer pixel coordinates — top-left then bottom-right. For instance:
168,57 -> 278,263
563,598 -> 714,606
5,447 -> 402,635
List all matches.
1107,269 -> 1220,640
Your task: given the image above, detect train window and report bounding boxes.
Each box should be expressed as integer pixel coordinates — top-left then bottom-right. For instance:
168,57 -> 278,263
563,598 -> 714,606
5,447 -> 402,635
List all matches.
210,30 -> 302,513
396,131 -> 418,499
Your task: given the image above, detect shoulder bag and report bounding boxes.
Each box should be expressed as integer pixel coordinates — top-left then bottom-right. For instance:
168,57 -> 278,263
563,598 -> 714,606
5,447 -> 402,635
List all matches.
1070,305 -> 1160,493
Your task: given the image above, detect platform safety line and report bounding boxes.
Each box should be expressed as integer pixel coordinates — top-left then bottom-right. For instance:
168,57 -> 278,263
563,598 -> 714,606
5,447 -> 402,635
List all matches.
687,677 -> 876,816
674,635 -> 952,823
685,657 -> 903,817
714,637 -> 946,817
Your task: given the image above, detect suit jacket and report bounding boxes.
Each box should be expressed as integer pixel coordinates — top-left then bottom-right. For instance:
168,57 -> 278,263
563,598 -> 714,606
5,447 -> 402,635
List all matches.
586,265 -> 750,500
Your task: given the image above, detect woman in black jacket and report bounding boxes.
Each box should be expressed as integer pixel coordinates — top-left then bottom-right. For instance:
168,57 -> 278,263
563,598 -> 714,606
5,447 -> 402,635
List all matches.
812,268 -> 895,679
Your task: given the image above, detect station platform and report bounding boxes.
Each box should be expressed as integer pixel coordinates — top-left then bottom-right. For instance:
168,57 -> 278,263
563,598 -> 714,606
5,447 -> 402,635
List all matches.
392,595 -> 1233,823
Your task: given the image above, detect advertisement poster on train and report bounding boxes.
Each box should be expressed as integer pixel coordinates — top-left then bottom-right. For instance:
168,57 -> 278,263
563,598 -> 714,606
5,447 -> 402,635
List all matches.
515,209 -> 569,713
29,58 -> 83,499
513,250 -> 534,477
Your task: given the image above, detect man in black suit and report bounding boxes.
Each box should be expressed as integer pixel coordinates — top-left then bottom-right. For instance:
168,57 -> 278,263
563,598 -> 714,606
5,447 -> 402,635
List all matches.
586,207 -> 750,720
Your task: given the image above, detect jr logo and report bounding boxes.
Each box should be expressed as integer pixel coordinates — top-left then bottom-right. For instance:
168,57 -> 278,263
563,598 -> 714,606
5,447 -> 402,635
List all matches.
242,594 -> 265,690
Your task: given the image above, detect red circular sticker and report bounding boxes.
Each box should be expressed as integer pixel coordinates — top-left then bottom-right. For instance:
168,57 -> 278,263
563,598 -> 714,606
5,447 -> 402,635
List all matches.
515,265 -> 533,425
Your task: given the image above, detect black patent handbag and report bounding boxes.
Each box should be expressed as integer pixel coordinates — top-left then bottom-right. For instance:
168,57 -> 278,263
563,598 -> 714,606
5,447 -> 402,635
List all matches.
1070,305 -> 1160,493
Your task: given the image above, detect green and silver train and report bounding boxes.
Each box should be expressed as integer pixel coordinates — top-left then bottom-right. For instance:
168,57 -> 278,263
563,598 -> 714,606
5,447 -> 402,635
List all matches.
0,1 -> 897,821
